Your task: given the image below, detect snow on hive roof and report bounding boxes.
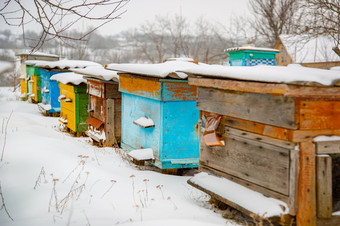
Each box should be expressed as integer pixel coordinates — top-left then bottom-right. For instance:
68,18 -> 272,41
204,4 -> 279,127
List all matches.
72,66 -> 119,82
106,60 -> 200,79
15,51 -> 59,58
225,46 -> 280,53
279,35 -> 340,63
50,72 -> 87,85
24,60 -> 50,66
180,64 -> 340,86
33,59 -> 101,69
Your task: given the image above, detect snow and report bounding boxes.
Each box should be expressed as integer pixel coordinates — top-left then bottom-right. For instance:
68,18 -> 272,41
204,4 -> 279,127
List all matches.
225,46 -> 279,53
50,72 -> 87,85
106,60 -> 199,79
189,172 -> 289,218
0,87 -> 233,226
72,67 -> 119,82
87,126 -> 106,141
279,35 -> 340,63
37,103 -> 52,111
128,148 -> 155,161
330,66 -> 340,71
32,59 -> 101,69
133,116 -> 155,128
313,135 -> 340,142
333,211 -> 340,216
180,64 -> 340,86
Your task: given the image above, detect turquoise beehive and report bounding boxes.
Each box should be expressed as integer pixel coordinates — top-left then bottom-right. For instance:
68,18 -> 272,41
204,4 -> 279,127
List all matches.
225,46 -> 280,66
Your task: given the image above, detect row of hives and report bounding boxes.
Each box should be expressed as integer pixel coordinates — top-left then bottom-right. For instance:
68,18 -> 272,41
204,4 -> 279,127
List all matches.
18,48 -> 340,225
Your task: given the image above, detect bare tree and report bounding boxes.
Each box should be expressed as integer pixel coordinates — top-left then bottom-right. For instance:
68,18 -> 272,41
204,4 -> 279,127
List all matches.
0,0 -> 130,51
250,0 -> 302,47
301,0 -> 340,55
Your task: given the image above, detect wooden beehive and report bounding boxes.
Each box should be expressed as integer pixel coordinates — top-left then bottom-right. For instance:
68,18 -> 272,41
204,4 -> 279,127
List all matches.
26,65 -> 41,103
225,46 -> 279,66
118,73 -> 199,171
38,69 -> 67,115
186,68 -> 340,225
51,72 -> 89,136
85,77 -> 121,146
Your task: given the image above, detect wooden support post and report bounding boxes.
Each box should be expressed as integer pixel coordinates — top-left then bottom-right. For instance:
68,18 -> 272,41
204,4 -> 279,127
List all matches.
106,99 -> 115,146
297,142 -> 316,226
316,155 -> 332,218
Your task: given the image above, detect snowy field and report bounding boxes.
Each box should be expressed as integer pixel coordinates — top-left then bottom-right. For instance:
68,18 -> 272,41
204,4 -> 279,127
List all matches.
0,87 -> 237,226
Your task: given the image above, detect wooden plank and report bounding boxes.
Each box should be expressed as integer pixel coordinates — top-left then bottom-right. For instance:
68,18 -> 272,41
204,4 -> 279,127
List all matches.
299,101 -> 340,130
189,77 -> 288,95
119,73 -> 162,100
289,129 -> 340,143
188,77 -> 340,100
187,176 -> 255,217
114,98 -> 121,143
315,141 -> 340,154
161,81 -> 197,101
197,87 -> 297,129
106,99 -> 115,146
198,164 -> 290,209
317,216 -> 340,226
316,155 -> 333,218
219,114 -> 290,141
199,133 -> 291,195
297,142 -> 317,226
87,80 -> 104,98
289,149 -> 299,216
105,83 -> 120,99
225,127 -> 295,149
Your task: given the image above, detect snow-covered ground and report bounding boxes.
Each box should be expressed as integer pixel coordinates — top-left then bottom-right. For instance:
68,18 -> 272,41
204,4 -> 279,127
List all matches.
0,87 -> 236,226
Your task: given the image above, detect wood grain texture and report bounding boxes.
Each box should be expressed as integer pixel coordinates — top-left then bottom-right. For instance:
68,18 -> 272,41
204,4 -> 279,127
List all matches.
106,98 -> 115,146
315,141 -> 340,154
188,77 -> 340,100
317,216 -> 340,226
289,149 -> 299,216
297,142 -> 316,226
119,74 -> 161,100
299,101 -> 340,130
316,155 -> 332,218
200,133 -> 290,195
197,87 -> 297,129
224,127 -> 295,149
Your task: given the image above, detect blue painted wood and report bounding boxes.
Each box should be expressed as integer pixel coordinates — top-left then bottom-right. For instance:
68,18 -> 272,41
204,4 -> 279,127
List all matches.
120,83 -> 199,169
39,69 -> 66,113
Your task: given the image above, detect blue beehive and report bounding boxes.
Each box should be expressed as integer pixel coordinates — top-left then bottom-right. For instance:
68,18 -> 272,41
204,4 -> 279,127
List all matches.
38,69 -> 67,115
106,59 -> 200,171
225,46 -> 280,66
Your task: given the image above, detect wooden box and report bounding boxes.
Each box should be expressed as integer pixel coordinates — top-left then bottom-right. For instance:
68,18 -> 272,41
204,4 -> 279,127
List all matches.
119,73 -> 199,170
225,47 -> 279,66
38,69 -> 66,115
188,77 -> 340,225
58,83 -> 89,134
26,65 -> 41,103
85,78 -> 121,146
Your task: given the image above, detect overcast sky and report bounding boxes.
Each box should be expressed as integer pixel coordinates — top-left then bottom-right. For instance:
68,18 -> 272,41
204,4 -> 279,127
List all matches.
103,0 -> 250,35
0,0 -> 250,36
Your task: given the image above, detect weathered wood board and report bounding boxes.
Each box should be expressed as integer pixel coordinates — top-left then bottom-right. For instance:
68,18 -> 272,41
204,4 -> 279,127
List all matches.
200,127 -> 291,196
316,155 -> 332,218
197,87 -> 297,129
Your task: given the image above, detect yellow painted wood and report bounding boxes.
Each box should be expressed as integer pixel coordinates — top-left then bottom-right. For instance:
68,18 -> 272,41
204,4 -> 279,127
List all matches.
59,83 -> 76,132
32,75 -> 38,102
20,79 -> 27,99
